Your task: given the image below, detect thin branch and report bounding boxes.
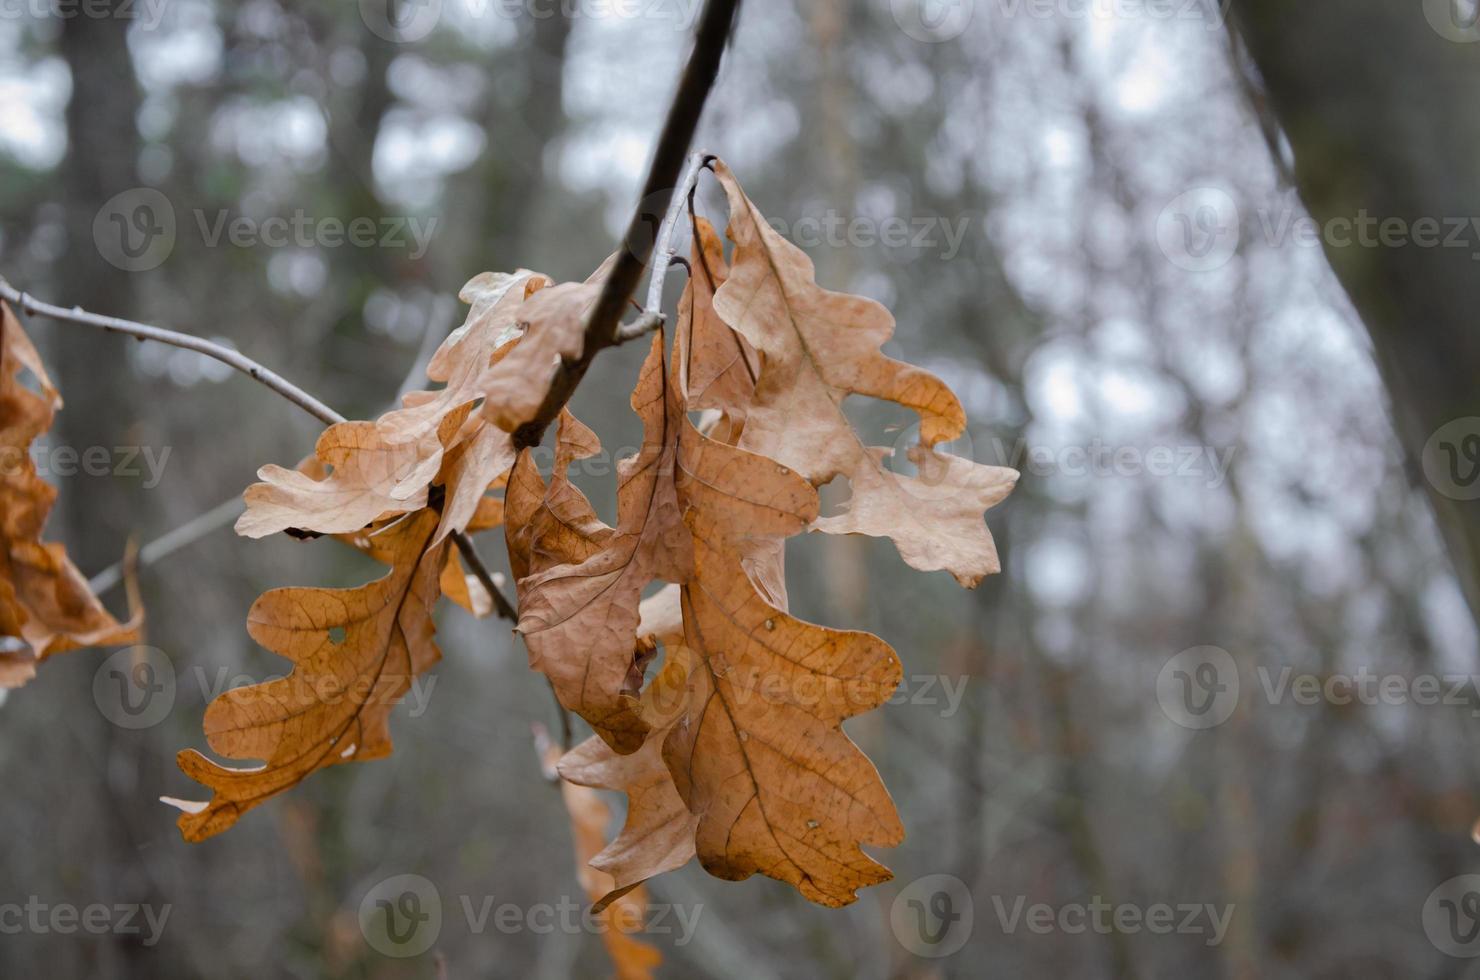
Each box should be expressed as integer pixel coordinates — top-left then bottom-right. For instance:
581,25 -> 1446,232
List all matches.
452,533 -> 517,623
87,497 -> 243,596
512,0 -> 740,449
1,277 -> 517,619
643,152 -> 715,314
0,276 -> 344,428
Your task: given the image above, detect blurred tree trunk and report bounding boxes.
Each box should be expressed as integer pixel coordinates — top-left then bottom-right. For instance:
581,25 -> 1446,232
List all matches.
56,6 -> 170,979
1227,1 -> 1480,626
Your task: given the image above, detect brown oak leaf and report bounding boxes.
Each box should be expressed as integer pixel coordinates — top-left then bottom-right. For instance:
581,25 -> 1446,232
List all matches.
168,508 -> 446,840
662,417 -> 905,907
710,161 -> 1018,587
0,302 -> 141,686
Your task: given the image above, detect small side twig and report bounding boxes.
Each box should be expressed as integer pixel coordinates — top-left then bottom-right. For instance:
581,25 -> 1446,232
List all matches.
642,152 -> 716,315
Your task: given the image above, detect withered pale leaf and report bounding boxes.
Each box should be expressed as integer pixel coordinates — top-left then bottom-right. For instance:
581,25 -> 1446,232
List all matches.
480,281 -> 602,434
234,412 -> 463,539
169,508 -> 446,840
433,420 -> 515,543
237,268 -> 547,541
710,161 -> 1017,587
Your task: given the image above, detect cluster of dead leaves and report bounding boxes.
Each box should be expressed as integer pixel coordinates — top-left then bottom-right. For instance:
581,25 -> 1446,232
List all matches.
0,302 -> 141,689
162,160 -> 1014,972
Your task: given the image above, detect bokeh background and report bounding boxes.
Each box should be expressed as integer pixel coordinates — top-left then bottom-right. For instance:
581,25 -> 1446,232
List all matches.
3,0 -> 1480,977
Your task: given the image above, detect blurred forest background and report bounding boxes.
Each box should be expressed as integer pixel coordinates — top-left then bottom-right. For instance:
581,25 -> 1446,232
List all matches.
3,0 -> 1480,978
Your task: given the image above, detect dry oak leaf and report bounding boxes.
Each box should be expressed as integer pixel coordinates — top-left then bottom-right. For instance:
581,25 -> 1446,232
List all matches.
235,268 -> 552,542
663,418 -> 905,907
168,507 -> 446,840
476,279 -> 605,434
710,161 -> 1018,588
516,335 -> 692,754
377,269 -> 554,540
0,302 -> 141,687
234,407 -> 469,539
545,740 -> 663,980
556,587 -> 700,914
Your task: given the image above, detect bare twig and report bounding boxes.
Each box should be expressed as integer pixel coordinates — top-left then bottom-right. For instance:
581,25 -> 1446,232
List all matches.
512,0 -> 741,449
0,276 -> 344,427
452,533 -> 517,622
642,151 -> 715,314
87,497 -> 243,596
1,277 -> 518,620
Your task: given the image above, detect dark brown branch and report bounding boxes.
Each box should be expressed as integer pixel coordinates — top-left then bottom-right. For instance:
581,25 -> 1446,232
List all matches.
512,0 -> 740,450
452,533 -> 517,623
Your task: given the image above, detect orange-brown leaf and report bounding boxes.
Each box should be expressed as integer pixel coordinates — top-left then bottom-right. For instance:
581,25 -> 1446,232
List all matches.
168,508 -> 446,840
557,590 -> 699,911
0,302 -> 141,686
662,420 -> 904,907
